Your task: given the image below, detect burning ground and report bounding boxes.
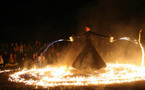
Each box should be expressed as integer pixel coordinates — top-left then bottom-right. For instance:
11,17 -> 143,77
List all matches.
1,63 -> 145,90
0,31 -> 144,90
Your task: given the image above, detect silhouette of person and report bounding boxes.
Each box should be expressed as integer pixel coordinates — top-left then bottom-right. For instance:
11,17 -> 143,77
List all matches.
72,25 -> 110,70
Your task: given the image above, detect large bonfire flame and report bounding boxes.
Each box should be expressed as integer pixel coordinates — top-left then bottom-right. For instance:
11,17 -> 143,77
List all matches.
1,30 -> 145,88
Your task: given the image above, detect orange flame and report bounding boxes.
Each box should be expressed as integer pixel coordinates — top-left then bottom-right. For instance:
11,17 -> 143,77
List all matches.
6,29 -> 145,88
139,29 -> 144,67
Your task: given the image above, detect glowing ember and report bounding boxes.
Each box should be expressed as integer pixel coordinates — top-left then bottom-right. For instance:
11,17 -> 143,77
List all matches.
8,63 -> 145,87
0,68 -> 20,73
0,70 -> 13,73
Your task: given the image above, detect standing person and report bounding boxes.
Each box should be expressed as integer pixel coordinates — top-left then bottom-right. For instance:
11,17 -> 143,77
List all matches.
38,41 -> 42,49
27,44 -> 33,58
13,53 -> 17,64
38,53 -> 46,67
38,53 -> 45,63
14,43 -> 19,54
32,53 -> 37,63
47,53 -> 53,64
31,53 -> 38,67
9,43 -> 14,53
34,41 -> 39,52
19,43 -> 24,62
23,44 -> 26,53
19,53 -> 26,69
72,25 -> 112,70
19,43 -> 23,54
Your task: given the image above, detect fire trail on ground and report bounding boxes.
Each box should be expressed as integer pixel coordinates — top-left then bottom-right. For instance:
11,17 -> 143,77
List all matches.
0,30 -> 145,89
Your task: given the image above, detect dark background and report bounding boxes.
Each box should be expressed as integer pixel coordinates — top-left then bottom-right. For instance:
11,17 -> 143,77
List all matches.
1,0 -> 145,43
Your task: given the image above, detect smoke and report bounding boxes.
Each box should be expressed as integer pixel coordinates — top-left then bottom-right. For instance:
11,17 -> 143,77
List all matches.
73,0 -> 145,66
56,40 -> 85,67
41,0 -> 145,68
77,0 -> 145,34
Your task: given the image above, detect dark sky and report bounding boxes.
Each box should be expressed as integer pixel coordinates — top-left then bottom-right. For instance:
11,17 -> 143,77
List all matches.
1,0 -> 145,43
0,0 -> 93,42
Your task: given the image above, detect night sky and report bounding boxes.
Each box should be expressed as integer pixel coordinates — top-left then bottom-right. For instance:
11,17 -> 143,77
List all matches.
1,0 -> 145,43
0,0 -> 91,42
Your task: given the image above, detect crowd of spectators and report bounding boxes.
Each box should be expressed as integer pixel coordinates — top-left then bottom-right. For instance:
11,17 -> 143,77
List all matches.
0,41 -> 63,69
0,37 -> 140,70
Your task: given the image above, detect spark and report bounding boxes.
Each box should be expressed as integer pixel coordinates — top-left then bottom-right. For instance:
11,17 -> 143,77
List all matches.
119,37 -> 138,44
119,37 -> 131,41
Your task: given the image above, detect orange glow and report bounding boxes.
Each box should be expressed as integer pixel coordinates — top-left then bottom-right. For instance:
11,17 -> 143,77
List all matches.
8,62 -> 145,88
6,30 -> 145,88
85,26 -> 91,32
139,29 -> 144,67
